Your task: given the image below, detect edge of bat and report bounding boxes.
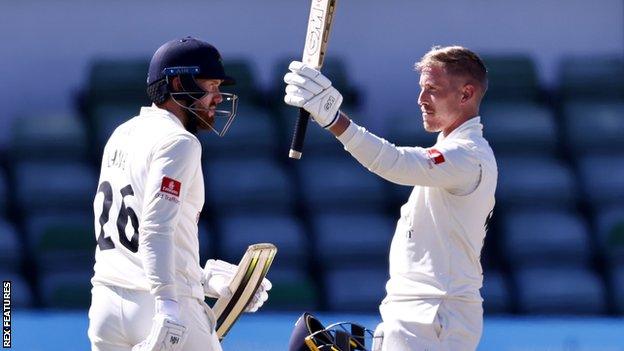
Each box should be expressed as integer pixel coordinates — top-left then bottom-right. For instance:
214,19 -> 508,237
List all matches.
289,0 -> 338,159
213,243 -> 277,340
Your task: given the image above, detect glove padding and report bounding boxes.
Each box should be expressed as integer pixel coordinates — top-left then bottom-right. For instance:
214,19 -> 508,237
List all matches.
202,259 -> 272,312
284,61 -> 343,129
132,314 -> 187,351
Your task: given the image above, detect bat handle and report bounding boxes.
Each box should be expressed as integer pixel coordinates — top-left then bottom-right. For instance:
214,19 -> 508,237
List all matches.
288,108 -> 310,159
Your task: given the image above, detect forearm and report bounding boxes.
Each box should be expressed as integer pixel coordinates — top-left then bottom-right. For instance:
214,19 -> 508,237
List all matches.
335,117 -> 432,186
139,228 -> 177,301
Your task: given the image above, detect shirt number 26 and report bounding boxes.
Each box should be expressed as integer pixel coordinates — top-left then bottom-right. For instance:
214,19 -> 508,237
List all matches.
95,181 -> 140,253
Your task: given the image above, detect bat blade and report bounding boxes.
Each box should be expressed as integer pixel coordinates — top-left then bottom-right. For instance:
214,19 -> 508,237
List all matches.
303,0 -> 337,69
213,243 -> 277,340
289,0 -> 338,159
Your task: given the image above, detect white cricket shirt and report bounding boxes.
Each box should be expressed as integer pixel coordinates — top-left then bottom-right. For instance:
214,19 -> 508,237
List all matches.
337,116 -> 497,322
91,105 -> 205,302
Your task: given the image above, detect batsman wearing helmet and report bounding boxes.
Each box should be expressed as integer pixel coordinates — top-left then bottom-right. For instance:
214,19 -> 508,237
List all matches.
283,46 -> 497,350
87,37 -> 271,351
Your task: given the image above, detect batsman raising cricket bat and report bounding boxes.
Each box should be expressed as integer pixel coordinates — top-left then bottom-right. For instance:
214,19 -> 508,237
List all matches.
284,41 -> 496,348
288,0 -> 338,159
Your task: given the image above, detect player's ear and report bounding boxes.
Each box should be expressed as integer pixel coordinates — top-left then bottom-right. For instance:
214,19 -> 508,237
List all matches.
169,76 -> 183,92
460,84 -> 475,103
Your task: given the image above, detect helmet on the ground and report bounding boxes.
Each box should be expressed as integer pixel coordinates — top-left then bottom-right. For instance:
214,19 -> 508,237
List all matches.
288,312 -> 375,351
146,36 -> 238,136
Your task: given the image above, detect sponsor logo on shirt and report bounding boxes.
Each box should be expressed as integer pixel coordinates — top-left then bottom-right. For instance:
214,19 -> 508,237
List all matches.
161,177 -> 181,197
426,148 -> 445,165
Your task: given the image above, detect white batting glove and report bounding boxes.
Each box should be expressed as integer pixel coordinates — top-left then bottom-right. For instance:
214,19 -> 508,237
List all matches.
284,61 -> 343,129
244,278 -> 271,313
202,259 -> 233,299
202,259 -> 272,312
132,299 -> 187,351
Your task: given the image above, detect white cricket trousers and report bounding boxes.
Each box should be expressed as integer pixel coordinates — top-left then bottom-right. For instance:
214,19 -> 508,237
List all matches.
88,285 -> 222,351
379,299 -> 483,351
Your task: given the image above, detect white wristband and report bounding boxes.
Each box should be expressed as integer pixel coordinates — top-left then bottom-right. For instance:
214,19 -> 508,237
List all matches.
155,298 -> 180,320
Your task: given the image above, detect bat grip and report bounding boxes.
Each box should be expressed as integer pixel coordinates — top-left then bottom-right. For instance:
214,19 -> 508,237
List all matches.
288,108 -> 310,159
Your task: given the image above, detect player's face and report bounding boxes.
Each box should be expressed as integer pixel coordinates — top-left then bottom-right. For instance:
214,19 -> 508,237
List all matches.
193,79 -> 223,129
417,65 -> 464,135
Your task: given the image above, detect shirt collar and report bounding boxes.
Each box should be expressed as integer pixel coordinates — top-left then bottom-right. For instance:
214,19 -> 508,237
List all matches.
437,116 -> 482,142
140,104 -> 186,129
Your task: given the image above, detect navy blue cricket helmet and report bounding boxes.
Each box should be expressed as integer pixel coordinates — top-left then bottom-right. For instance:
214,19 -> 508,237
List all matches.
146,36 -> 238,136
147,36 -> 235,87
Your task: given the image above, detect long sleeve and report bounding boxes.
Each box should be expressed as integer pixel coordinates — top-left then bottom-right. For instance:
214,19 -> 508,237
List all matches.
138,135 -> 202,301
336,121 -> 481,195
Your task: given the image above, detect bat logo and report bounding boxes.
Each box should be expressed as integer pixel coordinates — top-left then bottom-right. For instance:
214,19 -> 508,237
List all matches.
305,7 -> 325,57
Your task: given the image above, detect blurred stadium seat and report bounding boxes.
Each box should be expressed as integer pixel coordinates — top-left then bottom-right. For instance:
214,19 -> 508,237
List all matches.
217,213 -> 306,265
480,102 -> 558,156
595,206 -> 624,265
297,156 -> 387,213
9,112 -> 89,162
26,212 -> 94,274
204,157 -> 295,214
261,266 -> 318,310
198,220 -> 214,265
501,209 -> 592,269
324,267 -> 388,312
480,54 -> 541,102
0,219 -> 21,272
1,271 -> 33,308
84,58 -> 151,106
311,212 -> 394,269
496,156 -> 578,209
610,265 -> 624,314
40,271 -> 93,309
515,267 -> 607,315
14,161 -> 97,216
577,155 -> 624,207
562,101 -> 624,155
82,58 -> 150,155
481,270 -> 511,314
558,56 -> 624,101
0,169 -> 8,216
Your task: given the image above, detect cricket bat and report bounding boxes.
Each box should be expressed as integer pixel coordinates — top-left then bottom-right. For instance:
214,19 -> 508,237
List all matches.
213,243 -> 277,340
288,0 -> 338,159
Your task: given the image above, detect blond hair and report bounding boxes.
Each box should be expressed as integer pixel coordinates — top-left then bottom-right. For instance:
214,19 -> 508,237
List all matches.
415,45 -> 488,92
